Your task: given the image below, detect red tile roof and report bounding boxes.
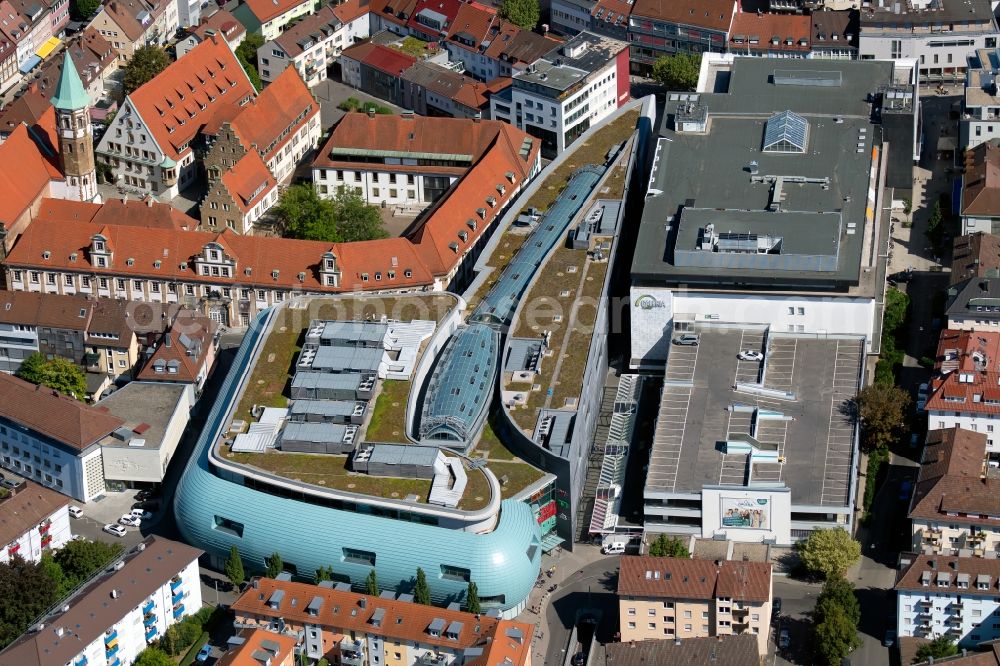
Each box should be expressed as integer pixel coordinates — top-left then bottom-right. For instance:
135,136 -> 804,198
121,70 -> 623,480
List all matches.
228,66 -> 317,164
0,479 -> 71,548
730,12 -> 811,51
0,291 -> 134,349
368,0 -> 419,27
908,428 -> 1000,527
631,0 -> 736,32
331,0 -> 369,23
963,141 -> 1000,218
217,629 -> 296,666
896,553 -> 1000,594
926,330 -> 1000,415
953,233 -> 1000,286
128,35 -> 255,161
220,150 -> 276,213
271,6 -> 342,58
618,556 -> 772,603
137,313 -> 216,383
101,0 -> 170,42
0,89 -> 51,138
0,373 -> 124,449
591,0 -> 633,25
191,9 -> 245,42
37,197 -> 197,230
341,42 -> 417,76
241,0 -> 313,23
406,0 -> 463,37
0,114 -> 61,231
231,577 -> 533,665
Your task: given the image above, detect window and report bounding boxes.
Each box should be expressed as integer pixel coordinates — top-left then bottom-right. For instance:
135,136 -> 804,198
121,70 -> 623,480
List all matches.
342,548 -> 376,566
440,565 -> 470,582
683,610 -> 692,619
212,515 -> 244,538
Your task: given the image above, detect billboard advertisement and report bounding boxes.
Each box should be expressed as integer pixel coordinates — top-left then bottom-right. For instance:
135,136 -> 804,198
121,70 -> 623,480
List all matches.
720,496 -> 770,530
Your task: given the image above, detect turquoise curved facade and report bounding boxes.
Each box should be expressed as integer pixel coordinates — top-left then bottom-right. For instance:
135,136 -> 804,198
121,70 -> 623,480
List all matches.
173,311 -> 541,615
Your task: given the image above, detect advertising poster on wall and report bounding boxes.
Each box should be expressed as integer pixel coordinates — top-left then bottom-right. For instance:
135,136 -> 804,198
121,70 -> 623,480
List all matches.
721,497 -> 770,530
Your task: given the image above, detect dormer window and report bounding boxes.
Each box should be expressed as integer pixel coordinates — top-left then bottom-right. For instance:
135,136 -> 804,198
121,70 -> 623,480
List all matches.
208,249 -> 220,261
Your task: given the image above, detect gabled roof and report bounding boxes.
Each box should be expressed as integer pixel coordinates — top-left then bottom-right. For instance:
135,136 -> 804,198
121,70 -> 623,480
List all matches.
406,0 -> 463,37
947,276 -> 1000,323
240,0 -> 312,24
630,0 -> 736,32
217,629 -> 296,666
0,479 -> 71,548
730,12 -> 811,51
0,373 -> 124,449
963,140 -> 1000,218
952,233 -> 1000,285
617,555 -> 772,602
219,150 -> 276,213
270,5 -> 342,58
331,0 -> 368,23
487,26 -> 557,64
908,428 -> 1000,527
228,66 -> 317,163
604,636 -> 759,666
99,0 -> 167,43
591,0 -> 633,26
127,35 -> 255,161
810,9 -> 858,47
190,9 -> 245,42
137,313 -> 216,383
340,42 -> 417,75
369,0 -> 419,26
0,291 -> 93,331
896,553 -> 1000,594
0,88 -> 51,138
926,329 -> 1000,414
36,196 -> 196,230
50,52 -> 89,110
401,62 -> 504,111
0,114 -> 61,231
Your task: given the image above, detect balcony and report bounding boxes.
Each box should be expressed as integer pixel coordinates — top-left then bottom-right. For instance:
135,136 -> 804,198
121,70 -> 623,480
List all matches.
145,626 -> 157,642
104,629 -> 117,643
171,590 -> 185,605
38,521 -> 50,535
950,601 -> 964,610
142,600 -> 155,615
418,653 -> 448,665
947,616 -> 963,626
340,638 -> 364,666
74,656 -> 87,666
105,644 -> 119,660
732,607 -> 750,618
143,613 -> 156,627
172,604 -> 185,619
169,576 -> 182,591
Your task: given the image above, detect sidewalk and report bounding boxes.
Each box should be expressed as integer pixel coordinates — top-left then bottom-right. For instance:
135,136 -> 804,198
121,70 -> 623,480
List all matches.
520,543 -> 606,662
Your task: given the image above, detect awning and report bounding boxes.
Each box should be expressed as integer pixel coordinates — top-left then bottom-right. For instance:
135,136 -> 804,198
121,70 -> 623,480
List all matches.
540,532 -> 565,552
18,54 -> 40,74
35,36 -> 61,59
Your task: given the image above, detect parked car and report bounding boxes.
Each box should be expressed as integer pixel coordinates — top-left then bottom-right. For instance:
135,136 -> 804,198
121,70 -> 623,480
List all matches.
672,333 -> 699,346
118,514 -> 140,527
195,644 -> 212,663
884,630 -> 897,647
778,628 -> 790,649
738,350 -> 764,361
103,523 -> 127,537
129,509 -> 153,521
68,506 -> 83,519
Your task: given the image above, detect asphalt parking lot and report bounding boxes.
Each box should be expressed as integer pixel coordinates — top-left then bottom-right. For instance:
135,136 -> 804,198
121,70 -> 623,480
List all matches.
310,77 -> 403,129
69,488 -> 163,548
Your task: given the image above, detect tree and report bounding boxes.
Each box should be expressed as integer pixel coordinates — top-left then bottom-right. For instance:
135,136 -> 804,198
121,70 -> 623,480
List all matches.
225,546 -> 245,590
133,648 -> 174,666
39,357 -> 87,400
14,353 -> 47,385
236,33 -> 264,92
330,187 -> 388,242
466,581 -> 481,614
54,539 -> 121,588
813,603 -> 861,666
70,0 -> 99,20
882,287 -> 910,336
648,534 -> 690,558
413,567 -> 431,605
316,565 -> 334,582
855,383 -> 910,452
651,53 -> 702,92
796,528 -> 861,580
265,552 -> 283,578
497,0 -> 538,29
0,555 -> 59,649
365,569 -> 379,596
276,185 -> 387,243
39,552 -> 70,598
914,637 -> 959,663
815,575 -> 860,627
123,46 -> 170,95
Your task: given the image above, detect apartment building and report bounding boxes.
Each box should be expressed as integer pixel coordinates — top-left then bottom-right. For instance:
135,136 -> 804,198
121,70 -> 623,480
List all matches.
200,150 -> 277,234
0,475 -> 71,564
952,233 -> 1000,286
604,635 -> 760,666
232,0 -> 319,40
339,42 -> 416,102
946,277 -> 1000,330
218,629 -> 296,666
727,12 -> 811,58
926,331 -> 1000,453
809,10 -> 858,59
490,31 -> 629,157
33,27 -> 120,105
909,428 -> 1000,558
94,35 -> 256,198
89,0 -> 179,63
176,10 -> 245,58
961,48 -> 1000,151
550,0 -> 594,36
443,2 -> 554,81
257,0 -> 369,86
859,0 -> 997,82
960,140 -> 1000,236
231,576 -> 534,666
617,555 -> 772,656
626,0 -> 735,74
0,536 -> 202,666
136,313 -> 218,390
0,373 -> 124,501
896,553 -> 1000,647
589,0 -> 631,41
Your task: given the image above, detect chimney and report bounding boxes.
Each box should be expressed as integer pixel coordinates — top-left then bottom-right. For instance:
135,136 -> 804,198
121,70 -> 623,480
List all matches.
164,334 -> 171,347
367,109 -> 375,118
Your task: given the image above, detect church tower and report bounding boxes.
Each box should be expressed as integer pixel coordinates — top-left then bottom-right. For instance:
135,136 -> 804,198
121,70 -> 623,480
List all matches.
50,53 -> 99,202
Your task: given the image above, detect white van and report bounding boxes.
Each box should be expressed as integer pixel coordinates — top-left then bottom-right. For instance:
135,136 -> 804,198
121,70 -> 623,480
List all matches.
601,535 -> 629,555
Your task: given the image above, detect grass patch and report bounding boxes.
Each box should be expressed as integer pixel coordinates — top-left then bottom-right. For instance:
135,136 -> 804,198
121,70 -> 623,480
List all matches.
178,632 -> 209,666
474,414 -> 517,461
467,234 -> 529,309
490,461 -> 547,499
602,163 -> 629,199
234,315 -> 302,424
365,380 -> 411,443
525,110 -> 638,213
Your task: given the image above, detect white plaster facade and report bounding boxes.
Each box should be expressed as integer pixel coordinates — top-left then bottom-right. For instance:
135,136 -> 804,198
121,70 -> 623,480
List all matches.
0,503 -> 71,565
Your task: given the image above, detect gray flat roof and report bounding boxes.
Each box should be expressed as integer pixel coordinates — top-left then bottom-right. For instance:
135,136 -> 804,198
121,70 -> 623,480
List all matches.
514,31 -> 626,94
281,422 -> 349,443
96,382 -> 190,449
862,0 -> 994,26
645,327 -> 862,508
311,346 -> 384,372
289,400 -> 363,418
633,58 -> 897,294
291,372 -> 366,391
365,443 -> 440,466
320,321 -> 387,344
